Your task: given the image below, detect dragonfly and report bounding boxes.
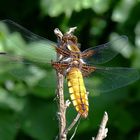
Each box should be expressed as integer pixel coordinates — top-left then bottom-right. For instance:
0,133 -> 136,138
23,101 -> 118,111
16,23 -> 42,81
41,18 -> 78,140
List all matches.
0,20 -> 139,118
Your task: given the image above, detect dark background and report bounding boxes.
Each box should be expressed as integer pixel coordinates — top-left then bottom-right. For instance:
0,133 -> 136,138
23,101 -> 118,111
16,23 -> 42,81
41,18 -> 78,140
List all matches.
0,0 -> 140,140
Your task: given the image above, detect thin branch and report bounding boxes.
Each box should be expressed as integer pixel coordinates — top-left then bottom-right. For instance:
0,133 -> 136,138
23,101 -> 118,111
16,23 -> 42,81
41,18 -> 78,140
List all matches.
57,72 -> 67,140
64,113 -> 81,135
54,27 -> 67,140
69,117 -> 81,140
66,27 -> 77,35
93,112 -> 108,140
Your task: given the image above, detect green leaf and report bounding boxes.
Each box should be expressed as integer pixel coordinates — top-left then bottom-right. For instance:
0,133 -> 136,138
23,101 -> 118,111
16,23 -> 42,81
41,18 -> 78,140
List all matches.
92,0 -> 110,14
21,97 -> 58,140
112,0 -> 136,23
132,47 -> 140,69
40,0 -> 110,17
0,110 -> 18,140
0,88 -> 26,112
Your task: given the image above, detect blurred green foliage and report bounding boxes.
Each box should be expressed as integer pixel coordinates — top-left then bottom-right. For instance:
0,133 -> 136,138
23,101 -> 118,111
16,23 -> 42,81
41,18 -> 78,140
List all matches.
0,0 -> 140,140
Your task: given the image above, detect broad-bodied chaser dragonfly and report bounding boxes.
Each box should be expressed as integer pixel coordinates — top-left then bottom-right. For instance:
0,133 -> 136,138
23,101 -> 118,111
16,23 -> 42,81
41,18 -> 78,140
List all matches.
0,20 -> 139,118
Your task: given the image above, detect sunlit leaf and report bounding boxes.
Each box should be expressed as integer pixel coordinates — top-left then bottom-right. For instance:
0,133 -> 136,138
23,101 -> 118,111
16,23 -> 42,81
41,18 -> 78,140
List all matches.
40,0 -> 110,17
0,89 -> 26,112
112,0 -> 136,23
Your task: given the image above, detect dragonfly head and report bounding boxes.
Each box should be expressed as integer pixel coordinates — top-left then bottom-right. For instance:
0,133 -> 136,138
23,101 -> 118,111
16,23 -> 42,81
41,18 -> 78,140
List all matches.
54,27 -> 77,41
54,27 -> 80,52
64,28 -> 80,52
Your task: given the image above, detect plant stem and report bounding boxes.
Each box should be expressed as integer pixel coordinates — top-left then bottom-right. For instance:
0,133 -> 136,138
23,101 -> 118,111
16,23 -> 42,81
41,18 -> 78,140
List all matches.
57,72 -> 67,140
93,112 -> 108,140
64,113 -> 81,135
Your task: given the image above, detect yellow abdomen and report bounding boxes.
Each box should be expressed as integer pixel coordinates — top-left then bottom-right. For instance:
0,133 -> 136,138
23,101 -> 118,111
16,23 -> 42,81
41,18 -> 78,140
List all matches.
67,67 -> 89,118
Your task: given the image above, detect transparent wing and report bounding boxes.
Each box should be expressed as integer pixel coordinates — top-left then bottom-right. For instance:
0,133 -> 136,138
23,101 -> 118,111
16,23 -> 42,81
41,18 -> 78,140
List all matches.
82,36 -> 128,64
0,20 -> 57,87
85,67 -> 139,93
0,52 -> 57,88
0,19 -> 57,64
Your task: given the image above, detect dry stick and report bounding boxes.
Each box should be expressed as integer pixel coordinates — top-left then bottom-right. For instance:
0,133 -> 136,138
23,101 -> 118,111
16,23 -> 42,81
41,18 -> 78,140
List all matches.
55,28 -> 67,140
57,72 -> 67,140
64,113 -> 81,135
93,112 -> 108,140
69,116 -> 81,140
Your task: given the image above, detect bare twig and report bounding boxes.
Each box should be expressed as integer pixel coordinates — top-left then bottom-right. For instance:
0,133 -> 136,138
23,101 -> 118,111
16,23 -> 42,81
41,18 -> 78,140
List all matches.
66,27 -> 77,35
92,112 -> 108,140
57,72 -> 67,140
69,117 -> 81,140
54,28 -> 67,140
64,113 -> 81,135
